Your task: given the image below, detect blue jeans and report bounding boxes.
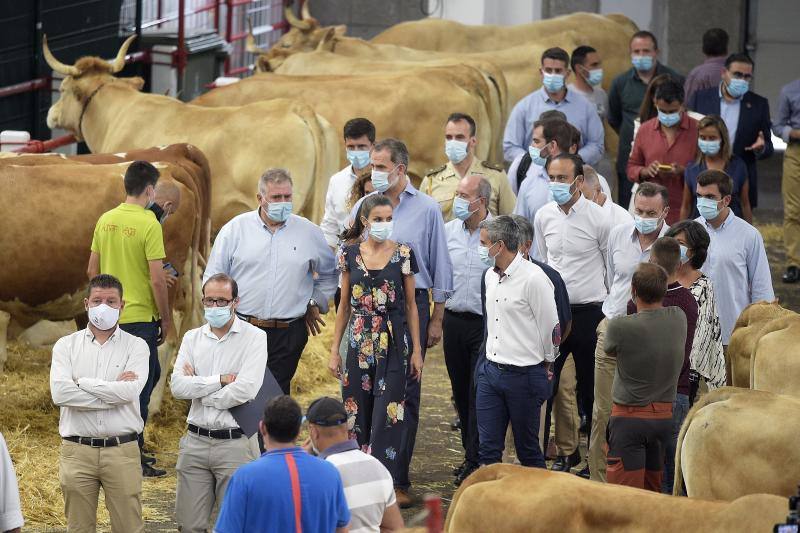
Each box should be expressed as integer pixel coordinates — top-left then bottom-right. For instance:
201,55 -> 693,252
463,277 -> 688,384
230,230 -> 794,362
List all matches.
476,359 -> 551,467
662,392 -> 690,493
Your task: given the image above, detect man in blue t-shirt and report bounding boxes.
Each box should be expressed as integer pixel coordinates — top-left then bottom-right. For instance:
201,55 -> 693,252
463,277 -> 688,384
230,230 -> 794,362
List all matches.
215,396 -> 350,533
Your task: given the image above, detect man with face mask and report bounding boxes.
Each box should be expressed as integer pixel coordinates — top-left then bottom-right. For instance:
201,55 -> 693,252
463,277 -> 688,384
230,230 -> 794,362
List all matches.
503,47 -> 604,166
50,274 -> 150,532
170,273 -> 267,532
568,46 -> 608,120
147,180 -> 182,288
421,113 -> 514,221
507,111 -> 566,194
204,168 -> 336,395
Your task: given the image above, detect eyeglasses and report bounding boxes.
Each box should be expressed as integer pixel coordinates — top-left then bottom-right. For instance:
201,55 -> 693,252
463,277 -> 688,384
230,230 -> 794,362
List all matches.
202,297 -> 233,307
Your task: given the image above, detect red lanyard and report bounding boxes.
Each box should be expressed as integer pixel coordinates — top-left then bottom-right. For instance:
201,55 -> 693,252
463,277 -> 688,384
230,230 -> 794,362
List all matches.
284,453 -> 303,533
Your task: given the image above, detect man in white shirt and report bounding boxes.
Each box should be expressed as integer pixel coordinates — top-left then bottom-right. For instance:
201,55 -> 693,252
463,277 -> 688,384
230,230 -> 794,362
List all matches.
533,153 -> 612,478
320,118 -> 376,249
476,215 -> 560,467
0,431 -> 23,533
581,165 -> 632,228
588,182 -> 670,482
171,273 -> 267,532
50,274 -> 149,532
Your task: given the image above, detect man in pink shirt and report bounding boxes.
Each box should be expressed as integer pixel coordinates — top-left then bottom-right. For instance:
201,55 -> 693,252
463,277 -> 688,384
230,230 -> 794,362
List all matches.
684,28 -> 729,102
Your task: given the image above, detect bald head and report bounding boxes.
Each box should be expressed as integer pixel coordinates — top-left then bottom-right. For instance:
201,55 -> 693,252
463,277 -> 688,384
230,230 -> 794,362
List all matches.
455,174 -> 491,225
154,180 -> 181,211
579,165 -> 603,204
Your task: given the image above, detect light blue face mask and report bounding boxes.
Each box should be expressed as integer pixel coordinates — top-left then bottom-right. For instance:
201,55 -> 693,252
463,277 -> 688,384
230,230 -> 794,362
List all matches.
633,214 -> 660,235
453,196 -> 477,221
368,221 -> 393,242
542,73 -> 565,93
529,145 -> 547,167
658,110 -> 681,128
205,305 -> 232,328
698,138 -> 721,156
726,78 -> 749,99
631,54 -> 654,71
346,150 -> 371,170
445,139 -> 469,164
267,201 -> 292,223
478,243 -> 497,268
679,244 -> 690,264
371,167 -> 397,193
697,197 -> 722,220
586,68 -> 604,86
548,181 -> 575,205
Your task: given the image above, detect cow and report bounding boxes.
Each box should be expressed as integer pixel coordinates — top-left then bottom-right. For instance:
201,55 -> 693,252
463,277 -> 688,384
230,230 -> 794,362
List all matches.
43,35 -> 339,231
727,301 -> 793,386
444,463 -> 788,532
673,387 -> 800,501
750,313 -> 800,398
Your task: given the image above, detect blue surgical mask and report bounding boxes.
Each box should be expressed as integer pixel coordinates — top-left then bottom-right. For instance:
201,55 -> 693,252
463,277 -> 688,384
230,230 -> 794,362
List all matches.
631,55 -> 654,72
368,221 -> 393,242
633,214 -> 660,235
445,140 -> 469,164
549,181 -> 575,205
346,150 -> 370,170
266,201 -> 292,223
371,167 -> 397,193
726,78 -> 749,99
542,73 -> 565,93
453,196 -> 477,221
658,110 -> 681,128
698,138 -> 721,156
529,145 -> 547,167
478,243 -> 497,268
586,68 -> 604,86
697,197 -> 722,220
679,245 -> 690,264
205,305 -> 232,328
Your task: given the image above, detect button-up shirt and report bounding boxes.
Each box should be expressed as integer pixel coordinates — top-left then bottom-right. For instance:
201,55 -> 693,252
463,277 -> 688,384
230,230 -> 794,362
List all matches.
719,85 -> 742,146
684,56 -> 727,102
352,181 -> 453,302
533,195 -> 611,304
698,211 -> 774,344
204,210 -> 337,318
601,197 -> 634,228
603,221 -> 670,319
50,328 -> 149,438
170,317 -> 268,430
321,165 -> 358,247
513,161 -> 551,223
485,253 -> 559,365
445,214 -> 490,315
503,87 -> 605,164
774,78 -> 800,143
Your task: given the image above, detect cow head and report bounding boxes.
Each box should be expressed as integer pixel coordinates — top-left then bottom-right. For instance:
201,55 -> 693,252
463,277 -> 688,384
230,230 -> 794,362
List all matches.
45,35 -> 143,141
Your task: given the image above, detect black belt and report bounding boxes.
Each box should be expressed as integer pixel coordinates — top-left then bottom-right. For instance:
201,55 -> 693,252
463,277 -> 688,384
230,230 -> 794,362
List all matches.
64,433 -> 138,448
188,424 -> 244,439
570,302 -> 603,311
486,359 -> 544,372
445,309 -> 482,320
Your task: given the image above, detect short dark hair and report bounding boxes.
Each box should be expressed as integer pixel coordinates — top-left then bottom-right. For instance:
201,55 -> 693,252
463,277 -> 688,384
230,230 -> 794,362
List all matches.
654,78 -> 685,104
636,182 -> 669,208
632,263 -> 668,304
203,273 -> 238,299
697,169 -> 733,197
702,28 -> 729,57
124,160 -> 159,196
343,118 -> 376,143
372,138 -> 409,168
263,395 -> 302,443
570,45 -> 597,71
566,123 -> 581,149
541,119 -> 573,152
725,52 -> 754,69
88,274 -> 123,298
541,47 -> 569,67
545,152 -> 584,179
665,220 -> 710,270
651,236 -> 681,277
539,110 -> 567,122
446,112 -> 476,137
631,30 -> 658,49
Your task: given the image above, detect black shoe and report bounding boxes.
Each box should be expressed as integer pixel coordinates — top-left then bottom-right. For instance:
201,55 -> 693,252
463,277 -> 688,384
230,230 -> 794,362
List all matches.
450,416 -> 461,431
579,414 -> 588,434
140,453 -> 156,465
575,466 -> 591,479
142,463 -> 167,477
454,461 -> 479,487
453,459 -> 468,477
783,266 -> 800,283
550,450 -> 581,472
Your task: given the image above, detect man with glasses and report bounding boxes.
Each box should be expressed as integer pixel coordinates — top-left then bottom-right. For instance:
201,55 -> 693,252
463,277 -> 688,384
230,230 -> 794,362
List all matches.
170,273 -> 267,533
688,53 -> 774,208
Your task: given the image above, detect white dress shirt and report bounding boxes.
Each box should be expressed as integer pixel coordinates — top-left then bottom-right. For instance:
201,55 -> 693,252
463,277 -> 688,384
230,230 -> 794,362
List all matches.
0,432 -> 23,532
320,165 -> 358,247
533,195 -> 611,304
50,328 -> 149,438
485,254 -> 560,365
171,317 -> 268,430
445,215 -> 490,315
602,221 -> 670,319
601,196 -> 634,228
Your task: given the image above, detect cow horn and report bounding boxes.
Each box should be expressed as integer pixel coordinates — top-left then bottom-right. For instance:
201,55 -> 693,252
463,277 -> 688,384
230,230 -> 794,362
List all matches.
284,5 -> 311,30
42,35 -> 81,76
300,0 -> 311,20
109,34 -> 137,73
245,18 -> 268,55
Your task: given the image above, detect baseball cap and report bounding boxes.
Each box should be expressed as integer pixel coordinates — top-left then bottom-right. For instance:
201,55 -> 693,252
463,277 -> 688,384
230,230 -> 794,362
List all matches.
306,397 -> 347,427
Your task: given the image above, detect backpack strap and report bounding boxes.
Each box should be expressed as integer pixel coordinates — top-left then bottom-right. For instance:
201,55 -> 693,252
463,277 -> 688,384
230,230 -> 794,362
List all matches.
285,453 -> 303,533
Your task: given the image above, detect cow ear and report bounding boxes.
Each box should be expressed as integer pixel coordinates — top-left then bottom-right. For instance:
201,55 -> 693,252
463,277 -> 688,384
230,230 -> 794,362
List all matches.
334,25 -> 347,37
316,27 -> 337,51
122,77 -> 145,91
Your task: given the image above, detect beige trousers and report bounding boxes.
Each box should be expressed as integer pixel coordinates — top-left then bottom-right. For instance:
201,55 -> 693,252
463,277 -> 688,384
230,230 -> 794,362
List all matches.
784,143 -> 800,268
59,439 -> 143,533
588,318 -> 614,482
553,354 -> 580,456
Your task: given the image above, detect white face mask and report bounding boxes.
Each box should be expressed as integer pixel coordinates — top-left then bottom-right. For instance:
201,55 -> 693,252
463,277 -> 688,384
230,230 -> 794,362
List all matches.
87,303 -> 120,331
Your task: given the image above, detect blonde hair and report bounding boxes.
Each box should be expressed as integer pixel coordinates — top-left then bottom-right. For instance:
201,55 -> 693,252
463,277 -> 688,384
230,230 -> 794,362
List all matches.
696,115 -> 732,164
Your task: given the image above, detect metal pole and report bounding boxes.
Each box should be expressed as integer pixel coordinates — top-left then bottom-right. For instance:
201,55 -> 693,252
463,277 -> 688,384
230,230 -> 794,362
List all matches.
135,0 -> 143,45
32,0 -> 43,139
177,0 -> 186,88
224,0 -> 233,75
214,0 -> 221,34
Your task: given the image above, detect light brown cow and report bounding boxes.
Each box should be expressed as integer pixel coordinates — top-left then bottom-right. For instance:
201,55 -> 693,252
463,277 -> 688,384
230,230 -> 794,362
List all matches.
727,301 -> 793,386
445,463 -> 788,532
750,313 -> 800,398
674,387 -> 800,500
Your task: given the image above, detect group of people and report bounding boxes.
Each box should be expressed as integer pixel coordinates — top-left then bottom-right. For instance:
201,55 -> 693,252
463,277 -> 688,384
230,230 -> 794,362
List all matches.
6,22 -> 795,533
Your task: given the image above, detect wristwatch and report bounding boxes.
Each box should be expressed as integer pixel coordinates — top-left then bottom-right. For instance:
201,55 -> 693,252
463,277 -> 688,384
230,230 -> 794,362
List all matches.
308,298 -> 318,308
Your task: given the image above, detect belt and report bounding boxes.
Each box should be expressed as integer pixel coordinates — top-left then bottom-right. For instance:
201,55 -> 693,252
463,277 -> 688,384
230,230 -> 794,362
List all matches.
64,433 -> 138,448
486,359 -> 544,372
188,424 -> 244,439
237,313 -> 297,329
445,309 -> 482,320
570,302 -> 603,311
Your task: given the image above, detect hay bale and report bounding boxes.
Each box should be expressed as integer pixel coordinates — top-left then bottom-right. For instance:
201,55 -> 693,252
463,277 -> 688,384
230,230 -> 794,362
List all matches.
292,310 -> 340,398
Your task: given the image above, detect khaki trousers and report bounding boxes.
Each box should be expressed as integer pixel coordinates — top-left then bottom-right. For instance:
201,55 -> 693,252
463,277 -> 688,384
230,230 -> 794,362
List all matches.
175,431 -> 259,532
59,439 -> 143,533
589,318 -> 615,482
784,143 -> 800,268
553,354 -> 580,456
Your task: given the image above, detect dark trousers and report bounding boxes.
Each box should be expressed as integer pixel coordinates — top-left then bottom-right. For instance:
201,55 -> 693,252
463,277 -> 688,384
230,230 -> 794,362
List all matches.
394,289 -> 430,490
662,393 -> 690,494
442,310 -> 482,465
476,359 -> 551,467
618,169 -> 634,208
119,320 -> 159,452
255,319 -> 309,395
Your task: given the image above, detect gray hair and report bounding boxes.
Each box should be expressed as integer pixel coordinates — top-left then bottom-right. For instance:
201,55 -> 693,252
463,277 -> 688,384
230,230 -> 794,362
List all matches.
259,168 -> 293,195
582,165 -> 601,189
372,138 -> 409,169
476,176 -> 492,204
479,215 -> 520,252
510,214 -> 533,243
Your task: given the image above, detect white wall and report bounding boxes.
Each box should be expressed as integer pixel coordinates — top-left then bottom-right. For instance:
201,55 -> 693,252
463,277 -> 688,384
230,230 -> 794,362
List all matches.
428,0 -> 541,25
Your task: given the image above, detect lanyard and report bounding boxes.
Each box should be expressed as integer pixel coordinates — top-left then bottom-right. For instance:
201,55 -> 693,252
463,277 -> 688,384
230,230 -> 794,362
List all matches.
284,453 -> 302,533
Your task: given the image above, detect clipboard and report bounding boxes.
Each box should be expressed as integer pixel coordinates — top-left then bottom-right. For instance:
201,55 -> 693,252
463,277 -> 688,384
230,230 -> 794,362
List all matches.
229,366 -> 283,438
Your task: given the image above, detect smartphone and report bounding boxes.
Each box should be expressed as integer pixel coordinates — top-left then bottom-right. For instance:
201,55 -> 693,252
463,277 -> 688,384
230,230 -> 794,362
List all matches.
163,262 -> 179,277
657,164 -> 673,171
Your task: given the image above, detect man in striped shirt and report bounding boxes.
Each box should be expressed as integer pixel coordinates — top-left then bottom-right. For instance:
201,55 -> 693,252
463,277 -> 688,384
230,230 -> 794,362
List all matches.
308,397 -> 405,533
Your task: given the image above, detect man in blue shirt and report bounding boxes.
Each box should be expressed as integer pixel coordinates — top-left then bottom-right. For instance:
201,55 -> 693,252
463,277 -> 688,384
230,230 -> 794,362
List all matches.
215,395 -> 350,533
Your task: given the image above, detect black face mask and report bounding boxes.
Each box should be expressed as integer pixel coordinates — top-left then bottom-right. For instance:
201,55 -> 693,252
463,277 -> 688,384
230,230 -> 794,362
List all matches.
147,203 -> 168,224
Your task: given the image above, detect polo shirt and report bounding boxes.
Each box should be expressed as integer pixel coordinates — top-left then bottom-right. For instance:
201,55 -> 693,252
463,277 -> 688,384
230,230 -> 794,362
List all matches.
215,447 -> 350,533
91,203 -> 165,324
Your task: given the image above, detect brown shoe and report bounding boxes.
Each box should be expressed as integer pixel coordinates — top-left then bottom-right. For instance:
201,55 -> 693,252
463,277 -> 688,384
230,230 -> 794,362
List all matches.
395,488 -> 413,509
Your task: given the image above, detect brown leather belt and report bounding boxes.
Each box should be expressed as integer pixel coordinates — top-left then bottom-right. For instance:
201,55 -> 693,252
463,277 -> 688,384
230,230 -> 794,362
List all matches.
239,314 -> 293,329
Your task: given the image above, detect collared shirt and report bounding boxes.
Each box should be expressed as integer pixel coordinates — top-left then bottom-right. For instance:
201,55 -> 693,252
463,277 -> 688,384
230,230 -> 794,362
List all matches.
601,197 -> 634,228
0,432 -> 23,532
352,182 -> 453,302
321,165 -> 358,247
773,78 -> 800,143
321,440 -> 396,533
512,161 -> 550,222
626,113 -> 699,225
485,254 -> 559,365
533,195 -> 611,304
603,221 -> 670,319
684,56 -> 727,102
445,214 -> 490,315
50,328 -> 149,438
502,86 -> 605,164
697,211 -> 774,343
567,83 -> 609,120
170,317 -> 268,430
719,85 -> 742,146
204,210 -> 337,318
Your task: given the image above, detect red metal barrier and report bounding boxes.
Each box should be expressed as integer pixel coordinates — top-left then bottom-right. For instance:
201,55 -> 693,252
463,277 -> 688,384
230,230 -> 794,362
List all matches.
12,134 -> 78,153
